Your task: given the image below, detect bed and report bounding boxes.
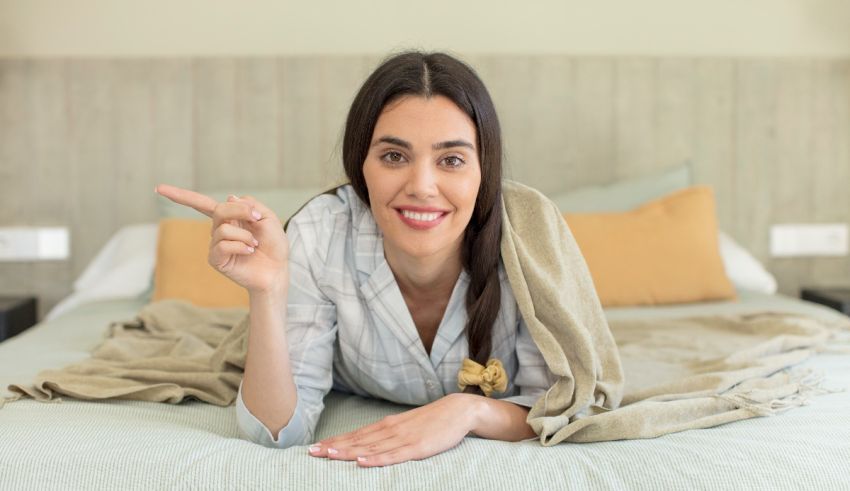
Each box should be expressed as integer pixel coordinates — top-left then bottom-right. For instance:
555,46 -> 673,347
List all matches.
4,165 -> 850,489
2,269 -> 849,489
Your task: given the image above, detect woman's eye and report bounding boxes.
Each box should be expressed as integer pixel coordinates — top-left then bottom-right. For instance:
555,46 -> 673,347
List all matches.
441,156 -> 465,168
381,151 -> 406,164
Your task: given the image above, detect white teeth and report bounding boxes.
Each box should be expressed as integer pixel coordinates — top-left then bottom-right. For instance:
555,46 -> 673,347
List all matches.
401,210 -> 441,222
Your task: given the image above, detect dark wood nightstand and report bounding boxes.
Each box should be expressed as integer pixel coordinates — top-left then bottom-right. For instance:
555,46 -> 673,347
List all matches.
800,287 -> 850,316
0,296 -> 38,342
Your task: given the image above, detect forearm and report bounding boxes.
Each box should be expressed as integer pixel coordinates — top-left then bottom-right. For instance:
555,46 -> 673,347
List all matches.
241,280 -> 299,437
467,395 -> 537,442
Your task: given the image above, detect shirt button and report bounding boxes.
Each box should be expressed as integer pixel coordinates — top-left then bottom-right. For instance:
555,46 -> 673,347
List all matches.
425,380 -> 436,390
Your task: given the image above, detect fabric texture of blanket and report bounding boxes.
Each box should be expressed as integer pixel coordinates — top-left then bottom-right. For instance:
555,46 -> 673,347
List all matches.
499,180 -> 849,445
498,180 -> 625,443
2,301 -> 249,408
4,180 -> 849,448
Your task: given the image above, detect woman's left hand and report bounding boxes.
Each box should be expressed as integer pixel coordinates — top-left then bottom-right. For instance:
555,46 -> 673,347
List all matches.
308,392 -> 479,467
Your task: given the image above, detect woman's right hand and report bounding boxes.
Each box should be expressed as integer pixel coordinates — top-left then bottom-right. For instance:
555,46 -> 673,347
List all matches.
154,184 -> 290,295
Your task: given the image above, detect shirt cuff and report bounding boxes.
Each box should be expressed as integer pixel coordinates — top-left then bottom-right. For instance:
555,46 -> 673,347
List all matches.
235,380 -> 311,449
497,393 -> 540,410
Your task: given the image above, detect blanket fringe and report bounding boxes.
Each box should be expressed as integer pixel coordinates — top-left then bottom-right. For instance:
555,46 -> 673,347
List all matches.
0,392 -> 64,410
0,393 -> 21,410
714,368 -> 842,417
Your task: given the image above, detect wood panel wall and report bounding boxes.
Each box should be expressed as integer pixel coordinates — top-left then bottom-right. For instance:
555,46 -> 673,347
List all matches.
1,56 -> 849,318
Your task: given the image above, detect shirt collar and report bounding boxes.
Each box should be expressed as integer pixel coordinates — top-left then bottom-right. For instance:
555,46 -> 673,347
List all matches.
353,207 -> 472,371
352,196 -> 384,277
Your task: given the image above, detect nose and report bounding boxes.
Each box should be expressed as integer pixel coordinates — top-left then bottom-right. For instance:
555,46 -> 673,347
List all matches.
404,159 -> 438,200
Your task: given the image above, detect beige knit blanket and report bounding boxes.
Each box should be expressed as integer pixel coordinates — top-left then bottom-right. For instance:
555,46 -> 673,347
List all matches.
499,180 -> 850,445
4,180 -> 850,447
3,302 -> 249,408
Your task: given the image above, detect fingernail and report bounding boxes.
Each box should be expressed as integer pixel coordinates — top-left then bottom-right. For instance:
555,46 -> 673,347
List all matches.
246,246 -> 255,253
253,239 -> 259,247
228,194 -> 238,201
308,446 -> 320,453
154,186 -> 159,194
252,210 -> 262,220
327,448 -> 338,455
357,456 -> 367,462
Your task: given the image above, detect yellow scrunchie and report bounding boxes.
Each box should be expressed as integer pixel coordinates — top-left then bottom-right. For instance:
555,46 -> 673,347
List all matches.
456,358 -> 508,397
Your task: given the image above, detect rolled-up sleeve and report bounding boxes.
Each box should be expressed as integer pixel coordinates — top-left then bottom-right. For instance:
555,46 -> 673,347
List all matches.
234,197 -> 340,449
236,379 -> 312,446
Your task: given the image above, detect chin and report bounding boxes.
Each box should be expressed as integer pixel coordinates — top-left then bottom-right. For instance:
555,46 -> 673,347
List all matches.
388,229 -> 465,260
395,239 -> 448,259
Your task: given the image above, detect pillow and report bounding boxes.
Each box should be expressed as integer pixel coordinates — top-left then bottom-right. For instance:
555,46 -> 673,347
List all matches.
547,164 -> 778,294
45,223 -> 159,321
157,187 -> 325,223
73,223 -> 158,294
549,163 -> 691,213
718,232 -> 778,294
564,186 -> 737,307
152,218 -> 249,308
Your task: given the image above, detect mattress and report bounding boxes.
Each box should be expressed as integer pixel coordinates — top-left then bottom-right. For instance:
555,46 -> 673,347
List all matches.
1,292 -> 848,490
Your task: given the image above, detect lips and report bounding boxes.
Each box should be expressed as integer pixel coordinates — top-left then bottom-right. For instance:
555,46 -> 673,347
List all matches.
395,207 -> 449,230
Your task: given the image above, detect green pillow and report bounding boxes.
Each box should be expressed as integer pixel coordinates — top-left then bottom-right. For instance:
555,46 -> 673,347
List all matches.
548,163 -> 691,212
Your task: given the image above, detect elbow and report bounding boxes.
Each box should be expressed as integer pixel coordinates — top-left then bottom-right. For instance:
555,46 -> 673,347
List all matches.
234,397 -> 315,450
236,421 -> 313,450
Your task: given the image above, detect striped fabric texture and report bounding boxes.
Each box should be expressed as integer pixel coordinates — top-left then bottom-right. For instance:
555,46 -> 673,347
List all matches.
3,292 -> 849,489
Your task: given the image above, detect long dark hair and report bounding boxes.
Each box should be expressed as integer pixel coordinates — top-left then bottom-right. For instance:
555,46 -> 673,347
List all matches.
343,51 -> 504,396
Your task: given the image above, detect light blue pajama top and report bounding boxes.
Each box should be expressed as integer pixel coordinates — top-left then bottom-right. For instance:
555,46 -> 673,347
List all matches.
235,185 -> 557,449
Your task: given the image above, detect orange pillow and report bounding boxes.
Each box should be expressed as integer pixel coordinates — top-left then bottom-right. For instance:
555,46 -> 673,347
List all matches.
564,186 -> 736,307
152,218 -> 249,308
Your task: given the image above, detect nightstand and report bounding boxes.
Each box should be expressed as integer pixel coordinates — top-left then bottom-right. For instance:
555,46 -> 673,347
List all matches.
0,296 -> 38,342
800,287 -> 850,316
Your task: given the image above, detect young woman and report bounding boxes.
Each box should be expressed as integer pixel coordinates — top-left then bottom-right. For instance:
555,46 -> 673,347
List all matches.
155,51 -> 557,467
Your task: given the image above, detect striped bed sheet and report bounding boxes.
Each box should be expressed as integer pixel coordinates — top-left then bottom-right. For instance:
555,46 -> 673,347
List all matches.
1,292 -> 848,490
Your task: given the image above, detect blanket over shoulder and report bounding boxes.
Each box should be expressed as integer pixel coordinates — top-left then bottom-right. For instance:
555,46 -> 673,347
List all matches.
498,180 -> 849,445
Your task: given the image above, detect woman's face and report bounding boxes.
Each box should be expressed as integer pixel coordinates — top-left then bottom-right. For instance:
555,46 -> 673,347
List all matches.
363,95 -> 482,262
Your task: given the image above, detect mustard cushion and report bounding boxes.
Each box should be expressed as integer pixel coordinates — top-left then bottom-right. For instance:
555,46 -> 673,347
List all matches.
564,185 -> 736,307
152,218 -> 249,308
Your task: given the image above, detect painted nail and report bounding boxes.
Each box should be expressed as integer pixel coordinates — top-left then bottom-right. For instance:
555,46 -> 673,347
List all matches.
357,456 -> 367,462
327,448 -> 339,455
252,210 -> 262,220
308,446 -> 320,453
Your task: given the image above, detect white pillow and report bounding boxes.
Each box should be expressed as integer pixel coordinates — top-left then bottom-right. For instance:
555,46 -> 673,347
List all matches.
46,223 -> 158,320
718,231 -> 778,294
548,164 -> 778,294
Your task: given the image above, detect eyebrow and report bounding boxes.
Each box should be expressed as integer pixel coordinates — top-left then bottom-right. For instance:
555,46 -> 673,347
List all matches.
371,135 -> 475,151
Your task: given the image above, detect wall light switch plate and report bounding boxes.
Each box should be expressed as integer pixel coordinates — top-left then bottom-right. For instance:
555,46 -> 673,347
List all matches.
770,223 -> 849,257
0,227 -> 70,261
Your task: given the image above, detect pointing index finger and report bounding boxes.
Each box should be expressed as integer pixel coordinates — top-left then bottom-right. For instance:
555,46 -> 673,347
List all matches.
154,184 -> 218,218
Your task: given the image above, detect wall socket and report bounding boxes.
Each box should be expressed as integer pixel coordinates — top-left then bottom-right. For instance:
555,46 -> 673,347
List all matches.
0,227 -> 70,261
769,223 -> 849,257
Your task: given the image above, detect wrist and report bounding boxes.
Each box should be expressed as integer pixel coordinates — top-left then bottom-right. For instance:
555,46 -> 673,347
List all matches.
454,392 -> 487,436
249,275 -> 288,307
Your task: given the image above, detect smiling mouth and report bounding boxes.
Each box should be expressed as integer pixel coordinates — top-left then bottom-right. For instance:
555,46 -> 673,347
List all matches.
394,208 -> 449,230
399,209 -> 444,222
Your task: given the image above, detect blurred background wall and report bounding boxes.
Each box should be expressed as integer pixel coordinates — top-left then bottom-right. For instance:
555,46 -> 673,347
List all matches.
2,0 -> 850,57
2,1 -> 850,319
